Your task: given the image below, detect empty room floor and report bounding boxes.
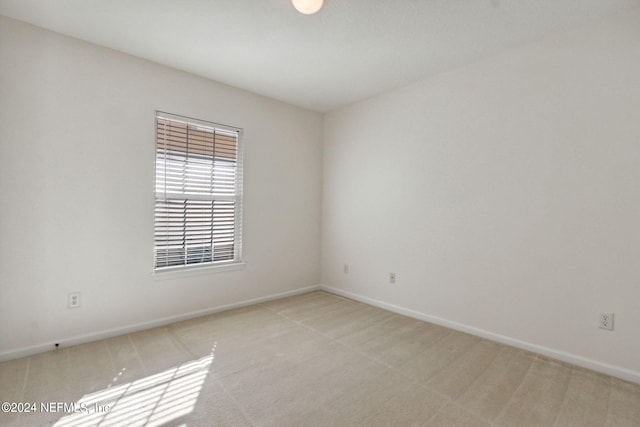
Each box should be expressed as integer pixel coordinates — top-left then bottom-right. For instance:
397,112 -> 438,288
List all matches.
1,291 -> 639,426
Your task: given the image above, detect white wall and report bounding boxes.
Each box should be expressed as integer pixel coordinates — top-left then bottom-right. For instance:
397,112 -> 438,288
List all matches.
322,10 -> 640,381
0,16 -> 322,357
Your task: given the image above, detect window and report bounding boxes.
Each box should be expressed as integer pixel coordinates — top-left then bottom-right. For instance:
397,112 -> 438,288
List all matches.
154,112 -> 243,271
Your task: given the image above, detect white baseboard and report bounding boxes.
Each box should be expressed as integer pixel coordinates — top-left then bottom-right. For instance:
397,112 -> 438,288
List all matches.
320,285 -> 640,385
0,285 -> 321,362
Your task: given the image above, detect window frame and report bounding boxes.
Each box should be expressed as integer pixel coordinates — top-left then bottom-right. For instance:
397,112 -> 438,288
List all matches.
153,111 -> 244,274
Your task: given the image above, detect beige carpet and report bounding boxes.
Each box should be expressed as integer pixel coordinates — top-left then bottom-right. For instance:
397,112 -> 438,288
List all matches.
1,291 -> 639,426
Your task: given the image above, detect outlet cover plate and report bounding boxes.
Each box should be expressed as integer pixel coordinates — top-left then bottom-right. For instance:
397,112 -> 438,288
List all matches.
599,312 -> 614,330
68,292 -> 81,309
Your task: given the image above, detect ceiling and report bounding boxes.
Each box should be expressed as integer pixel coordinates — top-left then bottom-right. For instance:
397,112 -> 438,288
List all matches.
1,0 -> 638,112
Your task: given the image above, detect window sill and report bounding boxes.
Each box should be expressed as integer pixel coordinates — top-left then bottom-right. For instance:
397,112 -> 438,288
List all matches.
152,261 -> 246,281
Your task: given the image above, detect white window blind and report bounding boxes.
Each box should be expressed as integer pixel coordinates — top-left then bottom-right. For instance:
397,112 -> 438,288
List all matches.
154,112 -> 243,270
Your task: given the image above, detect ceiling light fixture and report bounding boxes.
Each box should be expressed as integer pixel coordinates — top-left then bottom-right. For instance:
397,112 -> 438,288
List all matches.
292,0 -> 324,15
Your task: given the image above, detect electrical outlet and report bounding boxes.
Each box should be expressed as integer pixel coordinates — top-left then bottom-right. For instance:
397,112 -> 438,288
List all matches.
68,292 -> 81,309
343,264 -> 349,274
599,312 -> 614,330
389,272 -> 396,284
